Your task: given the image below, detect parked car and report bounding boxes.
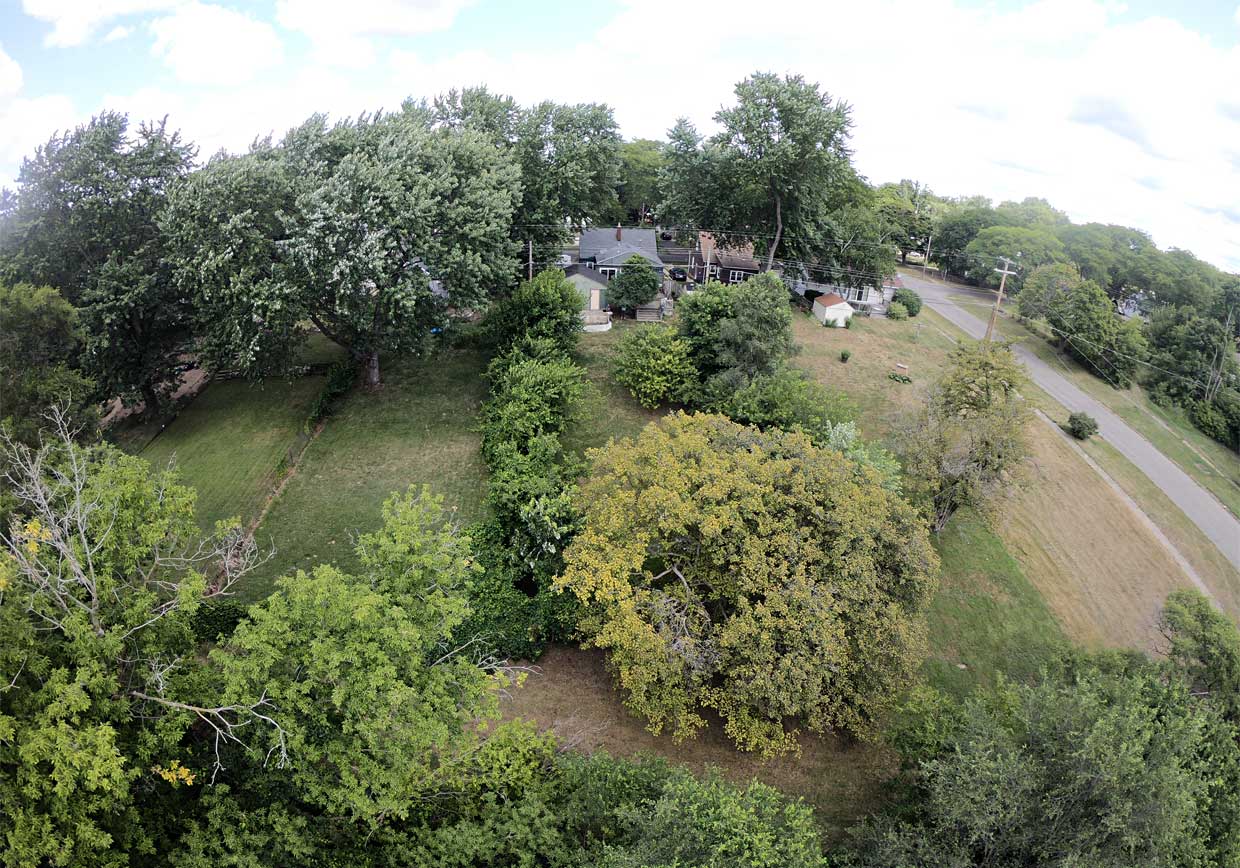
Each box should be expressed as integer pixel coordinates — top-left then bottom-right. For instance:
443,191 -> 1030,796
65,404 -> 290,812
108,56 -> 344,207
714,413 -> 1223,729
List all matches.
669,267 -> 688,282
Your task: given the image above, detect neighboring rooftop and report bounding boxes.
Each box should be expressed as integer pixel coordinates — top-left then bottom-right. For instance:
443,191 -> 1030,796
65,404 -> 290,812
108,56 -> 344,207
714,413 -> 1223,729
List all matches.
580,227 -> 664,268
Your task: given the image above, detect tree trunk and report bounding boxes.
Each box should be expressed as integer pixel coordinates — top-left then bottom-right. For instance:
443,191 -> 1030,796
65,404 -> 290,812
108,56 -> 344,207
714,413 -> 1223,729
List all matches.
901,250 -> 909,264
141,382 -> 161,419
765,194 -> 782,273
364,350 -> 381,388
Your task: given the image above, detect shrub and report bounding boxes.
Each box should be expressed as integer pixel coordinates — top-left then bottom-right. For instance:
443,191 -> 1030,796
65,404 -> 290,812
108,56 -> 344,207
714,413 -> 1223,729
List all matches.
480,355 -> 584,463
608,255 -> 662,311
712,367 -> 855,442
840,349 -> 852,363
845,315 -> 855,329
484,268 -> 583,356
1190,399 -> 1230,444
892,287 -> 922,316
307,358 -> 356,424
1066,411 -> 1099,440
887,301 -> 909,321
612,325 -> 698,409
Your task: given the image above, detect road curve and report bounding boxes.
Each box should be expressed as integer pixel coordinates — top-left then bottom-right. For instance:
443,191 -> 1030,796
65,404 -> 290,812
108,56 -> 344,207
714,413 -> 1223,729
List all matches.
898,270 -> 1240,572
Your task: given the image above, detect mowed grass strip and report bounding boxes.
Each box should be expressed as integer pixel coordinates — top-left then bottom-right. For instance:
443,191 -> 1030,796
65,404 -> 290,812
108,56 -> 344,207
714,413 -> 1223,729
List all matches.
136,375 -> 325,531
925,509 -> 1067,696
567,320 -> 667,453
246,346 -> 490,600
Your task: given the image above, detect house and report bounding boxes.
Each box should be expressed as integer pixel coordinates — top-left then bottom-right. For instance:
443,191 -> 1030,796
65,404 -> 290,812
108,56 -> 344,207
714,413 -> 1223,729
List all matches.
790,276 -> 893,315
691,232 -> 764,284
577,226 -> 665,281
812,293 -> 854,327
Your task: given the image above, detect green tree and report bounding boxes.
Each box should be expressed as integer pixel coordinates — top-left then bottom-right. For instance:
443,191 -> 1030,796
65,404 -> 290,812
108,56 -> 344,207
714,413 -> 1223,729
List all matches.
484,268 -> 583,357
1016,262 -> 1081,322
897,342 -> 1031,531
557,412 -> 939,754
851,665 -> 1240,868
1046,278 -> 1146,388
931,202 -> 1003,277
213,487 -> 506,825
875,179 -> 941,263
1161,589 -> 1240,726
612,325 -> 698,409
0,420 -> 265,867
0,283 -> 97,446
677,273 -> 795,395
434,87 -> 622,261
0,112 -> 196,412
661,73 -> 858,271
608,255 -> 662,311
963,225 -> 1067,289
164,112 -> 521,386
615,138 -> 665,224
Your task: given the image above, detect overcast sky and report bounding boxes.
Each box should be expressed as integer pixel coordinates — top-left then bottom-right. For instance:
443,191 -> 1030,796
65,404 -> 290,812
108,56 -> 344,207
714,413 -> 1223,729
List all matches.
2,0 -> 1238,271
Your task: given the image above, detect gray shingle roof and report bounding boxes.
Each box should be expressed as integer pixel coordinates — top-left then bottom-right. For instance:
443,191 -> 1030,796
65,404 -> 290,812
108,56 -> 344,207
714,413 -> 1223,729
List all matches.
579,228 -> 664,269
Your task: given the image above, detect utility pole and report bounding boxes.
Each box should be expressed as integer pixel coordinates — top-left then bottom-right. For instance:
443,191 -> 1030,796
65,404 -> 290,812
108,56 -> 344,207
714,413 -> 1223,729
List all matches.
921,233 -> 933,276
528,238 -> 533,281
985,256 -> 1020,343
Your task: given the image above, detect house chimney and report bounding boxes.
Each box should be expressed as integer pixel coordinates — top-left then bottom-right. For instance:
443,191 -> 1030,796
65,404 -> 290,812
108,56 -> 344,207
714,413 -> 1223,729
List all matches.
616,224 -> 622,242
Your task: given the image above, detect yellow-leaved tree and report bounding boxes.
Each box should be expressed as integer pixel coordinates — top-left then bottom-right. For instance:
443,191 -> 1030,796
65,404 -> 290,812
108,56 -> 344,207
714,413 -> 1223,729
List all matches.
556,412 -> 939,755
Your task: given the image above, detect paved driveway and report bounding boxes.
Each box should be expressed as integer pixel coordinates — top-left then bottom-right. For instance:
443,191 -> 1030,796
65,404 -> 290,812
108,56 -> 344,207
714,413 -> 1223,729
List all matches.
899,270 -> 1240,572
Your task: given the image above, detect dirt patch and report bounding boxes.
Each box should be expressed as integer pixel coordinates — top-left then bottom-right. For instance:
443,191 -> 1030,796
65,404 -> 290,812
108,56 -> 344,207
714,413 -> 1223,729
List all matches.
502,644 -> 896,839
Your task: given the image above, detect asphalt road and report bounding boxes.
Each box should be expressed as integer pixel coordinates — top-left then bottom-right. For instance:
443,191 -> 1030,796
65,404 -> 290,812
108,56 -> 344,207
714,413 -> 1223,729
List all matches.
899,269 -> 1240,572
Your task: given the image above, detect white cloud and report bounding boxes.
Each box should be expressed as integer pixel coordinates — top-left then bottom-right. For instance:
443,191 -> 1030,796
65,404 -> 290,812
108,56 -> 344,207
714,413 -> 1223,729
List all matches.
0,44 -> 23,98
275,0 -> 474,64
103,25 -> 134,42
149,3 -> 284,87
21,0 -> 181,47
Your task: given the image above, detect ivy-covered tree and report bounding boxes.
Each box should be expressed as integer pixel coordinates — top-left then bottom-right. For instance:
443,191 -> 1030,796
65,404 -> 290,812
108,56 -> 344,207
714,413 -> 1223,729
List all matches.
164,111 -> 521,386
0,112 -> 196,412
557,412 -> 939,755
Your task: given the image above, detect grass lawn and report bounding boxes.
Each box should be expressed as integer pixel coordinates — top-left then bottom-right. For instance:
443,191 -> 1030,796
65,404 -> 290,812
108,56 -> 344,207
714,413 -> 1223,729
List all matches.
128,376 -> 325,531
567,321 -> 666,454
246,345 -> 491,600
924,509 -> 1067,696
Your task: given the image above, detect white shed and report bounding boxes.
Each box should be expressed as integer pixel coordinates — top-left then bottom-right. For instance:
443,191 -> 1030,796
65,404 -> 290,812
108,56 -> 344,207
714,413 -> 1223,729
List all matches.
812,292 -> 853,327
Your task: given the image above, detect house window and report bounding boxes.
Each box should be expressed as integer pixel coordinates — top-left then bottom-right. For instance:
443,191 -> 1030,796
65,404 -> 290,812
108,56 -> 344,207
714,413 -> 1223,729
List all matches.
585,262 -> 595,269
729,270 -> 748,283
599,267 -> 619,281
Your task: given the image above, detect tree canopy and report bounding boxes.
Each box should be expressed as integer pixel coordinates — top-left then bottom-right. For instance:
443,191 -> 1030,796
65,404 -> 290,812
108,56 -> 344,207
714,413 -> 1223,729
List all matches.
0,112 -> 196,411
557,412 -> 939,755
163,111 -> 521,386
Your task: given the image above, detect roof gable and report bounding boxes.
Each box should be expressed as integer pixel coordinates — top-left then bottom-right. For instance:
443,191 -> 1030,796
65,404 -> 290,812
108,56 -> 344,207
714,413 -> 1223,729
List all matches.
580,227 -> 660,261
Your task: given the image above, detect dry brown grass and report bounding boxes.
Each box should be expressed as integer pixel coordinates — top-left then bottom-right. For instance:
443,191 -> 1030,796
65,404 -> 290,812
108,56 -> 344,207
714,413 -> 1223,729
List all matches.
999,421 -> 1208,649
502,645 -> 896,840
794,309 -> 1235,651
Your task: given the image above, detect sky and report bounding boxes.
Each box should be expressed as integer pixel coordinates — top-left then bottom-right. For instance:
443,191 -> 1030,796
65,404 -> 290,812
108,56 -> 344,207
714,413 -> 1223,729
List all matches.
1,0 -> 1238,271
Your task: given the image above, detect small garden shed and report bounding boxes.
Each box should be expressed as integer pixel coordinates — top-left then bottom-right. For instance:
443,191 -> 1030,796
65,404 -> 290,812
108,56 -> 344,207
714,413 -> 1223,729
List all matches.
812,292 -> 853,327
